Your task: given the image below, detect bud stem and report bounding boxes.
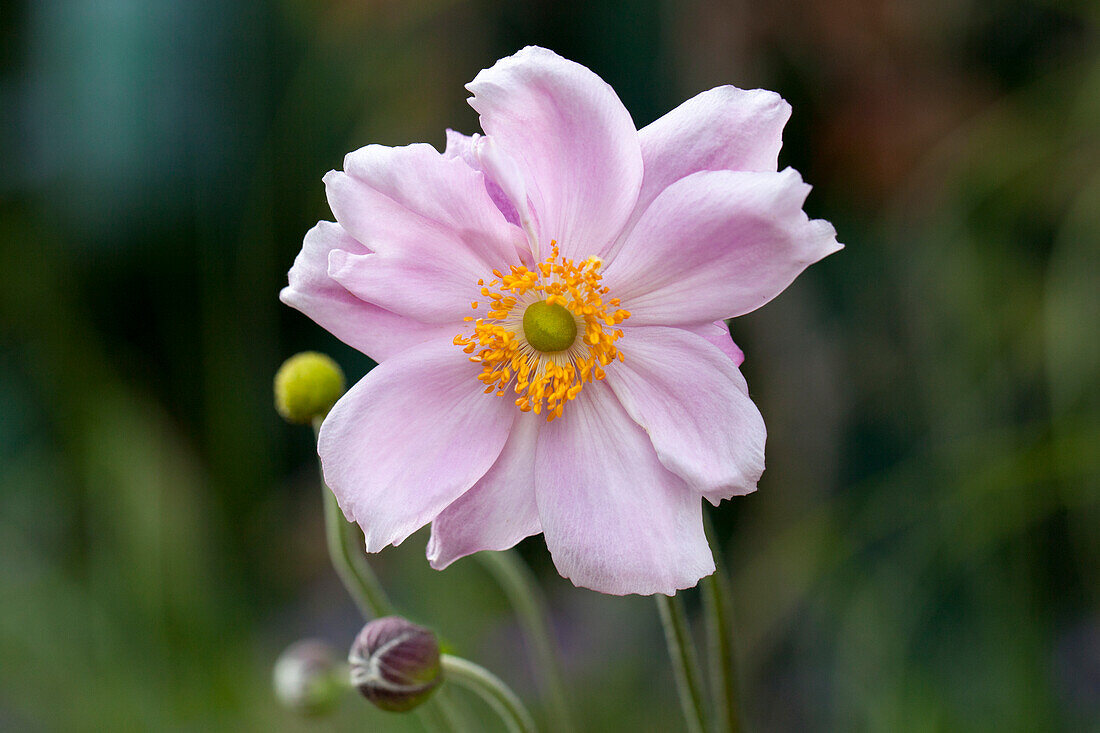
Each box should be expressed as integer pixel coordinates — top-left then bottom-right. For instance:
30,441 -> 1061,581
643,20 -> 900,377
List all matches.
322,481 -> 394,617
703,512 -> 742,733
315,420 -> 396,619
656,593 -> 708,733
415,690 -> 463,733
440,654 -> 538,733
311,421 -> 465,733
476,551 -> 575,733
308,422 -> 527,733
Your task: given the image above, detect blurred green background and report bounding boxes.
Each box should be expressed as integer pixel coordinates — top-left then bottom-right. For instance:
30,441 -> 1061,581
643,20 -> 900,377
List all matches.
1,0 -> 1098,730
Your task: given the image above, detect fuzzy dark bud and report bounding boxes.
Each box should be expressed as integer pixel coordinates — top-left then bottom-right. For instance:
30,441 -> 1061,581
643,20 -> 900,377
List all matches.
349,616 -> 443,712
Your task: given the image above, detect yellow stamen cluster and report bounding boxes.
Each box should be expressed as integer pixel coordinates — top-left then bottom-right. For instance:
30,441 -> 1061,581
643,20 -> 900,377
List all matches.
453,243 -> 631,420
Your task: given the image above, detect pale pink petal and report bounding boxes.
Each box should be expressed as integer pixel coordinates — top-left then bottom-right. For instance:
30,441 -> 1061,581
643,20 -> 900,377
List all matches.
606,327 -> 764,505
603,168 -> 842,326
467,46 -> 643,261
328,248 -> 477,324
318,338 -> 515,552
443,128 -> 478,162
685,320 -> 745,367
426,411 -> 541,569
534,381 -> 714,595
333,143 -> 518,263
443,130 -> 521,227
475,136 -> 541,260
607,86 -> 790,260
638,86 -> 788,198
280,221 -> 455,361
322,144 -> 525,321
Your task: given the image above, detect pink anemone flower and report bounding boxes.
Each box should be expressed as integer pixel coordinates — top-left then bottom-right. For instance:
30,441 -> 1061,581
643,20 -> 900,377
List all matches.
282,46 -> 841,595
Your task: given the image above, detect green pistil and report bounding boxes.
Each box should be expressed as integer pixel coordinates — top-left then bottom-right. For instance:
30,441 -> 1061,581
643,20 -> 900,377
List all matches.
522,300 -> 577,352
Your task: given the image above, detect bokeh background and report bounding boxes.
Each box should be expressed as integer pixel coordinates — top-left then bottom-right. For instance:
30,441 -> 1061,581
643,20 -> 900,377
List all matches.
2,0 -> 1098,730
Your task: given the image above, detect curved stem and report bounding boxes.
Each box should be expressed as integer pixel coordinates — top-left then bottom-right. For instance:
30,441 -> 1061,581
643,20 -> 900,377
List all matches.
416,689 -> 464,733
656,594 -> 708,733
310,421 -> 463,732
314,421 -> 395,619
476,551 -> 574,733
702,515 -> 742,733
702,573 -> 741,733
441,654 -> 538,733
321,483 -> 394,618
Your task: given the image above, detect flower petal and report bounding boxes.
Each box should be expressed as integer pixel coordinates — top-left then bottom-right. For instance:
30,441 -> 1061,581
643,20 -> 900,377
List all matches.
467,46 -> 643,261
442,128 -> 478,162
534,380 -> 714,595
606,327 -> 765,505
638,85 -> 788,197
603,168 -> 842,326
332,143 -> 518,263
426,411 -> 541,569
280,221 -> 455,361
327,248 -> 475,324
474,136 -> 541,260
323,143 -> 525,321
443,130 -> 521,227
607,86 -> 790,260
685,320 -> 745,368
318,337 -> 516,552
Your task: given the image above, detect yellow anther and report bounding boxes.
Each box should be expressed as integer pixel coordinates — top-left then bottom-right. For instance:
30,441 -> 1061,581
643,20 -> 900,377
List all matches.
454,243 -> 629,421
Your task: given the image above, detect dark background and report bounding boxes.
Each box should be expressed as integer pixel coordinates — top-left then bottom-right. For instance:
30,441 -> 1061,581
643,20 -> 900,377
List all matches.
1,0 -> 1097,730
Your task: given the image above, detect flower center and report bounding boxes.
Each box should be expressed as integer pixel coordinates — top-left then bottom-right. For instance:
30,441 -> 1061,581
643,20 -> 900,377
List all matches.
453,243 -> 630,420
522,300 -> 577,352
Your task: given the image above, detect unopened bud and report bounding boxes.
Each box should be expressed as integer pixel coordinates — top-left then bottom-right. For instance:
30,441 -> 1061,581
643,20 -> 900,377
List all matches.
349,616 -> 443,712
273,639 -> 345,717
274,351 -> 345,424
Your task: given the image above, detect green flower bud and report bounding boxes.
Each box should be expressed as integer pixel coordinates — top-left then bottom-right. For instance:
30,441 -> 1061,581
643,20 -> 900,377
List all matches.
273,639 -> 346,717
349,616 -> 443,713
274,352 -> 345,424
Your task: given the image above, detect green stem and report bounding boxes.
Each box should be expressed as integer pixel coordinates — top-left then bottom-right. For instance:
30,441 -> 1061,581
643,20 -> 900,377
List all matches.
476,551 -> 574,733
321,482 -> 469,733
656,594 -> 708,733
701,573 -> 741,733
312,422 -> 460,732
321,484 -> 396,618
415,688 -> 463,733
702,516 -> 742,733
441,654 -> 538,733
314,419 -> 395,618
